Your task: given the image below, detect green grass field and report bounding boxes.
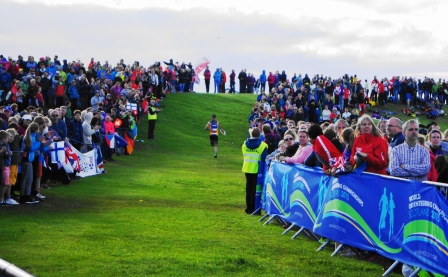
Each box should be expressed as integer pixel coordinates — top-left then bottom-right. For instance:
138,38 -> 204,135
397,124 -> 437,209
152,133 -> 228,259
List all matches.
3,92 -> 445,277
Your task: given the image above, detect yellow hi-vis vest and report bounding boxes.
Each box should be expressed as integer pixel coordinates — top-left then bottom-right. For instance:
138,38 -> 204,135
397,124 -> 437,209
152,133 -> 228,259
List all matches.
148,106 -> 157,120
242,141 -> 267,173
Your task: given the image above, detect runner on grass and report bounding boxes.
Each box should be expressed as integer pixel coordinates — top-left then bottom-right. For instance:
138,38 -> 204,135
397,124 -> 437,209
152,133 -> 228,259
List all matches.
205,114 -> 225,158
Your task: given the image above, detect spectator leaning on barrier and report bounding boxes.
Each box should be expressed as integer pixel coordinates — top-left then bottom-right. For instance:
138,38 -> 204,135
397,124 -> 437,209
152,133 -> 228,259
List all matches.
242,127 -> 267,215
279,130 -> 313,164
350,114 -> 388,175
388,118 -> 432,277
389,119 -> 430,182
305,124 -> 342,170
427,129 -> 448,182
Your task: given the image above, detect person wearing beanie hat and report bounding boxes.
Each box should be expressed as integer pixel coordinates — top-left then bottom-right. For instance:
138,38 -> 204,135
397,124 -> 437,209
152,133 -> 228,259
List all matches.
204,114 -> 225,158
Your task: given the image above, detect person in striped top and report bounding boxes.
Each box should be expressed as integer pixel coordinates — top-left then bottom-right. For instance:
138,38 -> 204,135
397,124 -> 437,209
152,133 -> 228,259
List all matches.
205,114 -> 225,158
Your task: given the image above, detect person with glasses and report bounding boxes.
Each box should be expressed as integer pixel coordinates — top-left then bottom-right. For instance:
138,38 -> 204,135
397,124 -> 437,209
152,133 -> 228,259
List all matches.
275,130 -> 299,160
386,117 -> 404,148
350,114 -> 388,175
279,130 -> 312,164
50,110 -> 67,141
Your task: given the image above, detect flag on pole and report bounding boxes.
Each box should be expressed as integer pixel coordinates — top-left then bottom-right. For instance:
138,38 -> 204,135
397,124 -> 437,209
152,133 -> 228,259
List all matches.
114,133 -> 128,147
95,146 -> 104,173
105,134 -> 115,148
64,142 -> 81,173
194,59 -> 210,85
124,130 -> 134,155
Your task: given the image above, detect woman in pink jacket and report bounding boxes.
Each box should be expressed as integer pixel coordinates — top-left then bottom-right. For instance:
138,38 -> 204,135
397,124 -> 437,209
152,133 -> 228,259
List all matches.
279,130 -> 313,164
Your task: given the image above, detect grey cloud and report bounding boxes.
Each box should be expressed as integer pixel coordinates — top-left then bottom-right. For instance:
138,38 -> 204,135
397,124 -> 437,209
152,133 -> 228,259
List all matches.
2,0 -> 448,89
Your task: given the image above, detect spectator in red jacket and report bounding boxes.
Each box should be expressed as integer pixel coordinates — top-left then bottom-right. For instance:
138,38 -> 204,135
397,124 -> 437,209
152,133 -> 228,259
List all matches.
203,66 -> 211,93
350,114 -> 388,175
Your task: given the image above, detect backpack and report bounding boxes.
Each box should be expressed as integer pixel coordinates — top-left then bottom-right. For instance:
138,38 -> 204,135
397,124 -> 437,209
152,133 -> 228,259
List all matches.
266,134 -> 281,154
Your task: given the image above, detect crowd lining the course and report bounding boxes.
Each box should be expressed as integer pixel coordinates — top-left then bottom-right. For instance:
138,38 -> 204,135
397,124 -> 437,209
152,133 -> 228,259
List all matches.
242,72 -> 448,276
2,53 -> 448,275
0,54 -> 193,205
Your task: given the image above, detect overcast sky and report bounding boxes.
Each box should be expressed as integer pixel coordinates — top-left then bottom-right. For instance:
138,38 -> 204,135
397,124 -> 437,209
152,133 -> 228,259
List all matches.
3,0 -> 448,91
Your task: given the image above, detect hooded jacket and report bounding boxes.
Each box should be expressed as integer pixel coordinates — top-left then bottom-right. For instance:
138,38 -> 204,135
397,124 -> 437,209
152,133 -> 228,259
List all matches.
242,138 -> 268,173
260,70 -> 266,83
82,112 -> 97,146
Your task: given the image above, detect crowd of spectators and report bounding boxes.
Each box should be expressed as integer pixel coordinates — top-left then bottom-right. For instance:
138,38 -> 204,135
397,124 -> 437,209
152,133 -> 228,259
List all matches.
0,54 -> 200,205
246,71 -> 448,185
245,71 -> 448,274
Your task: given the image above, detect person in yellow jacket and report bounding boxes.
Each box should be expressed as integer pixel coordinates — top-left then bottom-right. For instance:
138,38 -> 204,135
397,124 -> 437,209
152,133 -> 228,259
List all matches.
146,99 -> 161,139
242,127 -> 268,214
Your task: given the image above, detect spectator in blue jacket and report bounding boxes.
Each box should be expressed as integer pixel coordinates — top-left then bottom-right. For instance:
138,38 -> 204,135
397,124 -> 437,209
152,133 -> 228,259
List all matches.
213,68 -> 221,94
259,70 -> 267,93
91,89 -> 105,112
67,80 -> 79,110
50,110 -> 67,141
0,67 -> 12,92
68,110 -> 83,150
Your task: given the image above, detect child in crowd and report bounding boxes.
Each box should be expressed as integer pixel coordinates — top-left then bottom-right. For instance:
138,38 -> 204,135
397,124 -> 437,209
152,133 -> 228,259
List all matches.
327,127 -> 355,177
7,126 -> 22,195
20,123 -> 42,204
0,130 -> 18,205
266,139 -> 285,169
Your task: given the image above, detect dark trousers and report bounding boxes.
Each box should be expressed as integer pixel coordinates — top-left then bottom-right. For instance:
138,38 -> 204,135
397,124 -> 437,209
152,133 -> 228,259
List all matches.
239,81 -> 246,93
245,173 -> 258,214
56,96 -> 64,108
230,80 -> 235,93
70,98 -> 78,111
205,79 -> 210,92
148,120 -> 156,139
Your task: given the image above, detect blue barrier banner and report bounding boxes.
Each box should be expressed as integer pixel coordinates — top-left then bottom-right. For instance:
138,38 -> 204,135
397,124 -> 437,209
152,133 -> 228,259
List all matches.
263,162 -> 448,276
263,162 -> 326,230
255,161 -> 266,212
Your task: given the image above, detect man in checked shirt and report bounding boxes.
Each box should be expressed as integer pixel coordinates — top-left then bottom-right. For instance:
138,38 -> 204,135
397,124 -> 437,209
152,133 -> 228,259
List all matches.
389,119 -> 431,182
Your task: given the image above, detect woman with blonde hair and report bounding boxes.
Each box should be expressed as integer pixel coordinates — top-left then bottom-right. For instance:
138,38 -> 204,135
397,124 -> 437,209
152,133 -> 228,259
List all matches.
350,114 -> 388,174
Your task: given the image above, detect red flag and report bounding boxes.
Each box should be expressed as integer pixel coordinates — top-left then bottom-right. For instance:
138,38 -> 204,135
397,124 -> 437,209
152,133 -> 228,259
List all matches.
194,59 -> 210,76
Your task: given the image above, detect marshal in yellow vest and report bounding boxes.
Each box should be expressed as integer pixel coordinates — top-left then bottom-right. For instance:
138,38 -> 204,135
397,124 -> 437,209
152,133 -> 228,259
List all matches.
242,142 -> 268,174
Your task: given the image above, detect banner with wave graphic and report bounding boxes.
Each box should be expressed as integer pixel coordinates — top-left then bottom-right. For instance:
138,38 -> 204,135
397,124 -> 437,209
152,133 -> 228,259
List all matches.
264,162 -> 448,276
263,162 -> 328,232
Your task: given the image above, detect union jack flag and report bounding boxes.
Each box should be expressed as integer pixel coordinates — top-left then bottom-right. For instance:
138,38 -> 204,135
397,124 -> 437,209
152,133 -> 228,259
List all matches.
64,142 -> 81,173
329,155 -> 350,175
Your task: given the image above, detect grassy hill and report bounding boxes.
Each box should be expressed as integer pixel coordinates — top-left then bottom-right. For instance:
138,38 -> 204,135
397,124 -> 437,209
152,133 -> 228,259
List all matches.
0,93 -> 407,277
